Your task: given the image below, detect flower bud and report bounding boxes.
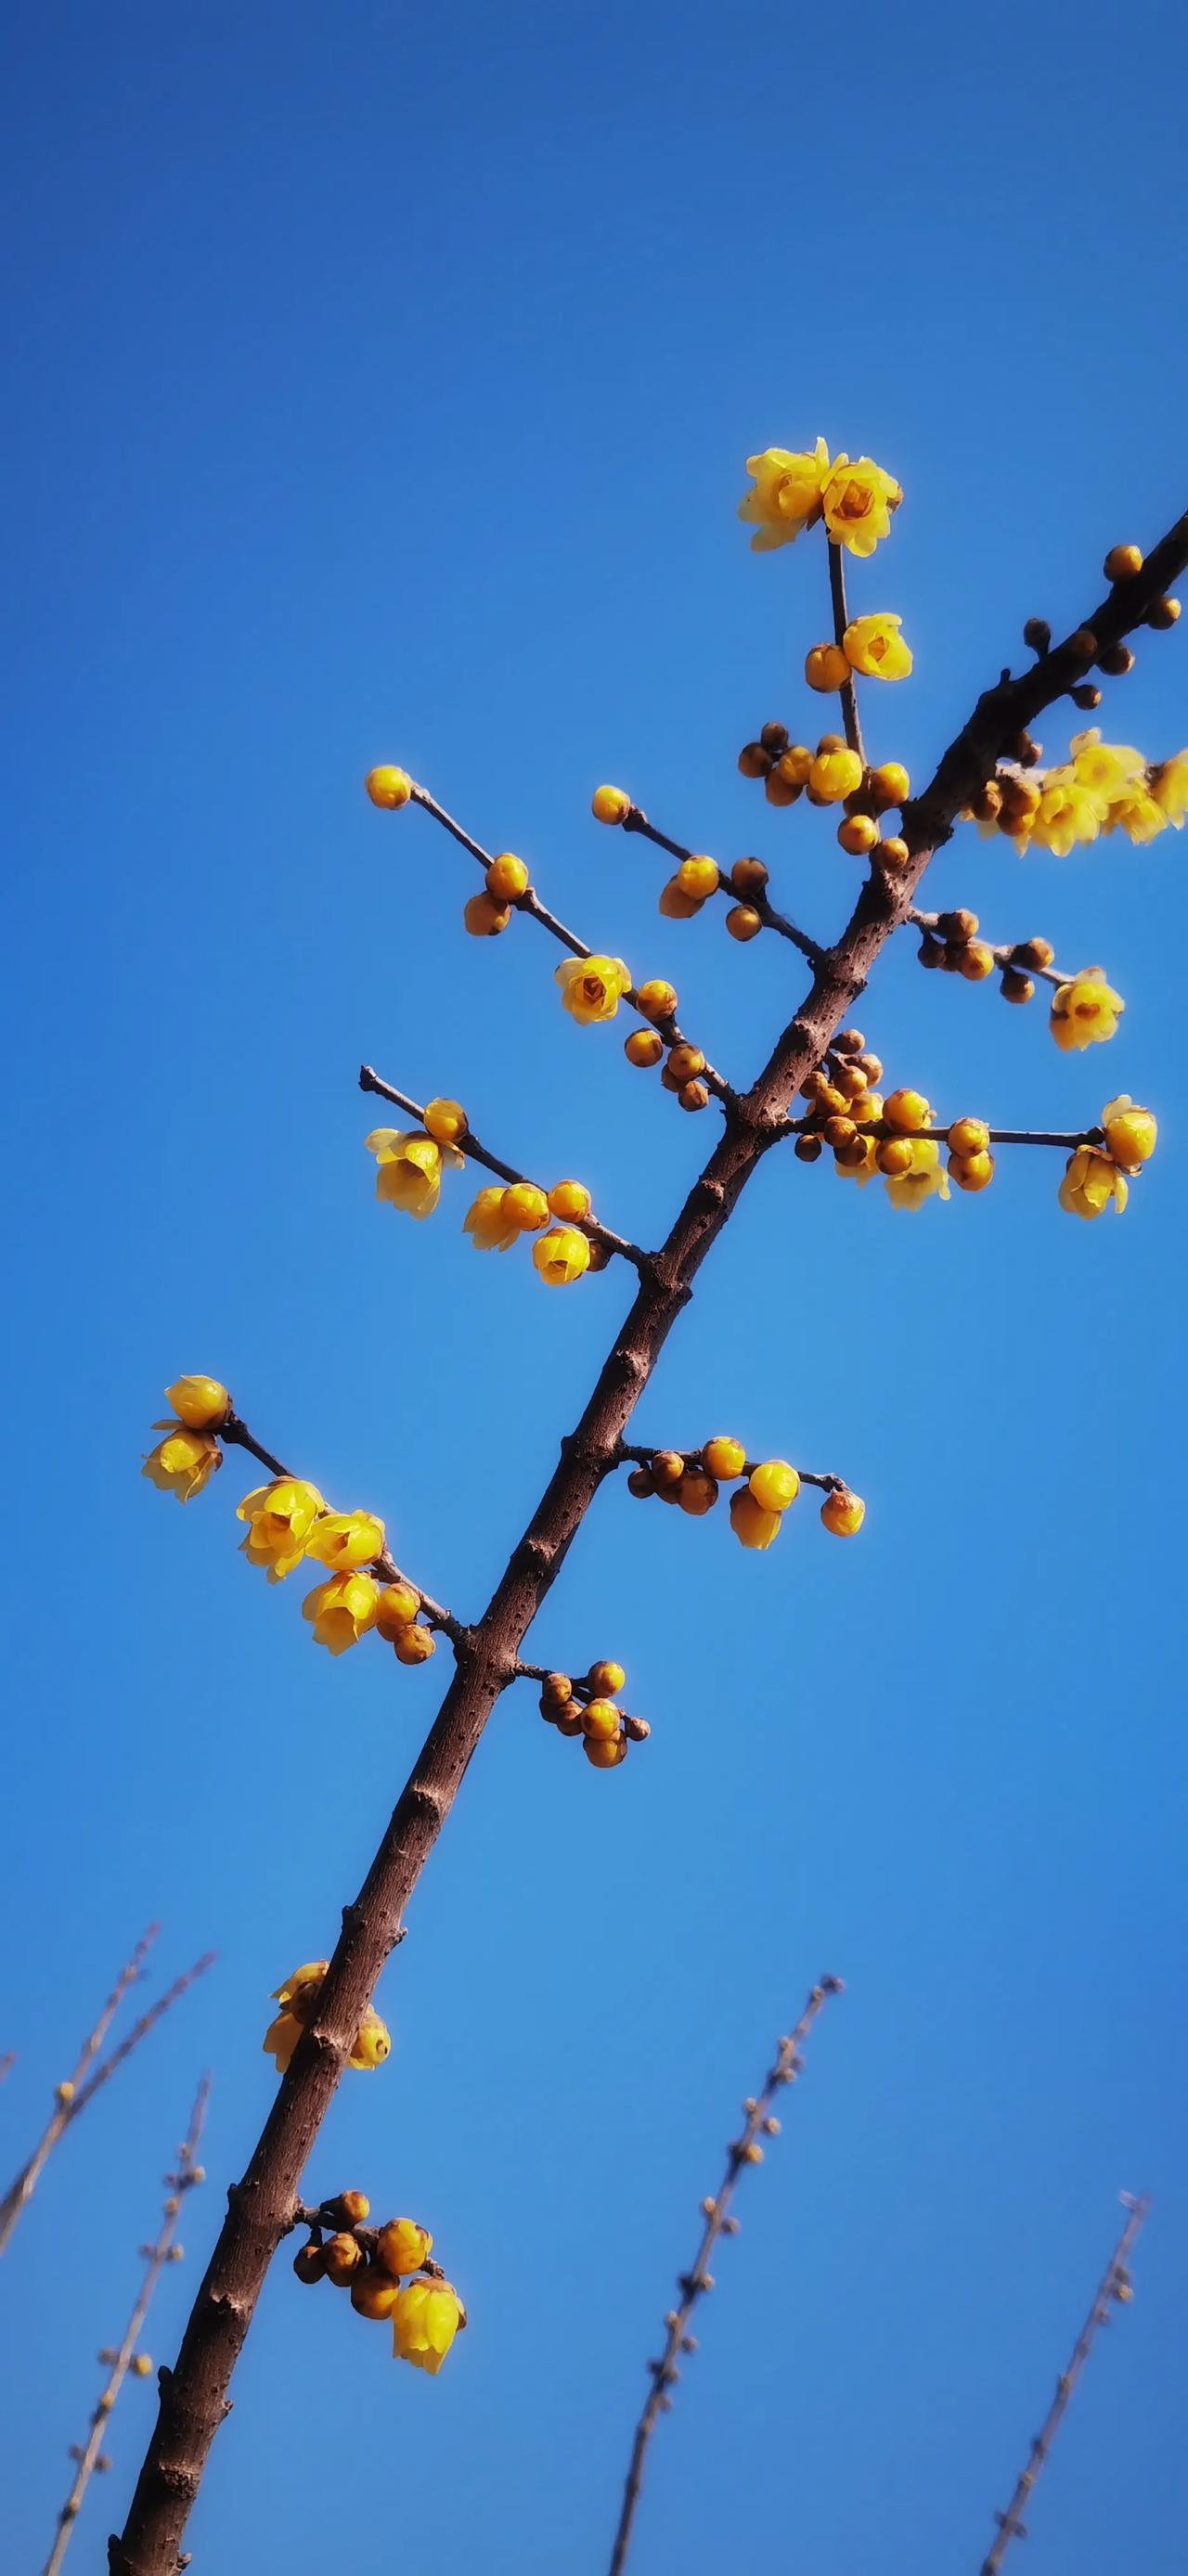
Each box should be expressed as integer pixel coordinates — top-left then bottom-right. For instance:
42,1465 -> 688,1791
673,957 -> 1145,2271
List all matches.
738,741 -> 773,779
463,892 -> 510,936
581,1698 -> 621,1744
730,857 -> 768,895
805,643 -> 849,691
625,1027 -> 664,1067
820,1488 -> 865,1538
365,766 -> 412,809
323,2233 -> 364,2286
588,1659 -> 626,1695
678,1081 -> 709,1112
726,905 -> 763,941
870,761 -> 910,808
678,1470 -> 718,1515
635,979 -> 678,1024
1146,596 -> 1181,629
667,1042 -> 705,1083
702,1436 -> 746,1480
748,1460 -> 800,1513
659,879 -> 703,920
485,853 -> 529,902
591,785 -> 631,823
677,857 -> 720,900
947,1118 -> 989,1158
837,815 -> 878,856
1104,545 -> 1143,581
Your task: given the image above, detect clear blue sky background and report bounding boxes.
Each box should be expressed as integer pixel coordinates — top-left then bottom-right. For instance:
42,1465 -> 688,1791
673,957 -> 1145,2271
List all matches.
4,6 -> 1185,2570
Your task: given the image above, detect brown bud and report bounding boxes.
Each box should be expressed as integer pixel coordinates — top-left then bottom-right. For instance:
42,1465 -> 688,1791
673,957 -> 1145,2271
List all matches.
667,1042 -> 705,1083
759,720 -> 789,753
737,742 -> 773,779
626,1465 -> 654,1500
833,1026 -> 865,1055
1146,595 -> 1181,629
917,934 -> 944,971
1071,683 -> 1102,709
815,731 -> 846,755
323,2189 -> 370,2228
293,2242 -> 328,2286
323,2232 -> 364,2286
971,780 -> 1002,822
855,1052 -> 883,1084
1097,641 -> 1134,676
1067,627 -> 1098,663
652,1450 -> 685,1489
730,856 -> 768,895
540,1671 -> 574,1712
938,943 -> 964,973
936,908 -> 977,942
623,1715 -> 651,1741
587,1239 -> 610,1272
678,1079 -> 709,1113
822,1114 -> 857,1151
794,1132 -> 823,1162
1000,968 -> 1034,1005
833,1133 -> 872,1170
878,834 -> 910,868
763,769 -> 798,806
1104,544 -> 1143,581
1023,616 -> 1051,652
1014,731 -> 1041,766
1012,936 -> 1053,971
959,940 -> 995,982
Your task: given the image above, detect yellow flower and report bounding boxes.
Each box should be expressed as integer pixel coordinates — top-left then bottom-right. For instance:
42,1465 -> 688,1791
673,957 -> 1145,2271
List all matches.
263,2008 -> 303,2073
423,1098 -> 468,1146
820,1488 -> 865,1537
737,438 -> 831,550
548,1179 -> 591,1221
883,1140 -> 949,1210
1101,1096 -> 1157,1170
365,766 -> 413,809
164,1375 -> 230,1430
554,955 -> 632,1024
272,1960 -> 329,2012
729,1488 -> 781,1550
365,1128 -> 458,1219
375,1579 -> 420,1636
1069,730 -> 1145,798
500,1182 -> 549,1232
1031,774 -> 1105,856
820,454 -> 902,557
1058,1148 -> 1129,1221
1107,788 -> 1169,845
142,1426 -> 221,1502
391,2278 -> 464,2375
301,1571 -> 380,1655
808,747 -> 864,804
533,1227 -> 591,1286
1150,753 -> 1188,824
463,1186 -> 521,1253
1049,971 -> 1124,1053
237,1477 -> 325,1578
349,2005 -> 392,2069
375,2218 -> 433,2278
748,1460 -> 800,1513
842,615 -> 912,681
304,1511 -> 385,1573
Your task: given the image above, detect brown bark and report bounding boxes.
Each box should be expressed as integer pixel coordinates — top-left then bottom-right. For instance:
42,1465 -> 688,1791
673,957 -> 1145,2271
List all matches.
111,511 -> 1186,2574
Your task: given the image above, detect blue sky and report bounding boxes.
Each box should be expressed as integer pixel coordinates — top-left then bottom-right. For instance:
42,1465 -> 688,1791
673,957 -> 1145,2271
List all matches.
4,5 -> 1186,2570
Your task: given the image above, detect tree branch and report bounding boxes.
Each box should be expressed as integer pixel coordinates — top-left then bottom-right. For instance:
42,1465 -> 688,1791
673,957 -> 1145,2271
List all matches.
827,539 -> 865,759
356,1064 -> 651,1272
620,805 -> 826,964
216,1415 -> 464,1643
111,507 -> 1187,2576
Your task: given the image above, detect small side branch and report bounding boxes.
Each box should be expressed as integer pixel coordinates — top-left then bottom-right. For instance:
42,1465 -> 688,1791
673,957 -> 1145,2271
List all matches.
621,807 -> 826,966
43,2077 -> 209,2576
827,541 -> 864,760
607,1977 -> 843,2576
216,1415 -> 466,1645
357,1066 -> 651,1273
978,2192 -> 1150,2576
907,908 -> 1077,994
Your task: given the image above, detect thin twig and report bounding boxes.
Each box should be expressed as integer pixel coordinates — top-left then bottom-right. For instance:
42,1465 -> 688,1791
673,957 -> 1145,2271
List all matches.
614,1440 -> 843,1492
1,1931 -> 206,2259
356,1065 -> 652,1271
112,507 -> 1188,2576
827,541 -> 864,760
607,1977 -> 843,2576
978,2192 -> 1149,2575
215,1416 -> 465,1644
777,1118 -> 1104,1151
620,807 -> 826,965
43,2080 -> 209,2576
408,786 -> 736,1104
907,908 -> 1075,993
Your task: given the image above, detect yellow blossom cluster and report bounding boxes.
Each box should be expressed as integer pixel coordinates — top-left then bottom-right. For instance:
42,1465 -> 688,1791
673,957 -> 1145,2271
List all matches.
1059,1096 -> 1156,1222
292,2190 -> 464,2376
537,1660 -> 646,1771
365,1107 -> 467,1219
737,728 -> 911,856
142,1376 -> 230,1502
264,1964 -> 391,2077
738,440 -> 902,557
625,1437 -> 864,1545
365,1115 -> 601,1285
795,1065 -> 997,1204
460,850 -> 533,938
967,739 -> 1188,855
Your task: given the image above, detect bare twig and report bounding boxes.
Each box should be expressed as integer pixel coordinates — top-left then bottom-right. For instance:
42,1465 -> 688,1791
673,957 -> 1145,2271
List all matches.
1,1934 -> 213,2258
112,509 -> 1187,2576
43,2080 -> 209,2576
978,2192 -> 1150,2575
827,540 -> 864,760
357,1065 -> 651,1271
607,1978 -> 843,2576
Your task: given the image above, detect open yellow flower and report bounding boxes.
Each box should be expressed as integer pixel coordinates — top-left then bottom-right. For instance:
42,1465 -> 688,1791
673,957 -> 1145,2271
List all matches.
1108,787 -> 1169,845
164,1375 -> 230,1430
883,1140 -> 949,1210
264,1964 -> 391,2073
1030,774 -> 1106,856
533,1227 -> 591,1286
365,1128 -> 460,1219
263,2008 -> 304,2073
391,2278 -> 464,2375
142,1425 -> 221,1502
1150,753 -> 1188,824
1101,1096 -> 1157,1170
1058,1148 -> 1129,1220
302,1571 -> 380,1655
554,955 -> 632,1025
237,1477 -> 325,1578
304,1511 -> 385,1573
1049,971 -> 1124,1053
843,615 -> 912,681
1069,730 -> 1145,799
737,438 -> 830,549
820,454 -> 902,557
463,1186 -> 521,1253
272,1960 -> 329,2013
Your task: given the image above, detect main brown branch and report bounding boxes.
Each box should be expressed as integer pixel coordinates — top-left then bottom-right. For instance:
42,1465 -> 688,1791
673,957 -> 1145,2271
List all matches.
111,506 -> 1187,2576
607,1977 -> 842,2576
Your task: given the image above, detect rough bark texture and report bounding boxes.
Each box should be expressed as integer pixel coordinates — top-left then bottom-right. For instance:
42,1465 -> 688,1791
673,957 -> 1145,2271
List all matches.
112,513 -> 1186,2574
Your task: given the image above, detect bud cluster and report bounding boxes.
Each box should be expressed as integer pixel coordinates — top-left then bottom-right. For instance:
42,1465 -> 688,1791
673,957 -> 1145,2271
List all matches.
292,2190 -> 465,2376
624,1436 -> 863,1547
537,1661 -> 647,1771
737,726 -> 911,861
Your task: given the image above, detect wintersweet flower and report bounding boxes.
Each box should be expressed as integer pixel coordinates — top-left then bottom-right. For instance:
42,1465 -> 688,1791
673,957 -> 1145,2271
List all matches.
1107,787 -> 1169,844
304,1511 -> 385,1573
533,1227 -> 592,1286
1069,730 -> 1145,799
500,1182 -> 549,1232
820,1488 -> 866,1537
422,1098 -> 468,1146
843,614 -> 912,681
237,1477 -> 325,1578
1049,970 -> 1124,1053
302,1571 -> 380,1655
164,1375 -> 230,1430
1030,774 -> 1106,856
272,1961 -> 329,2014
554,955 -> 632,1025
463,1186 -> 521,1253
1058,1148 -> 1129,1221
365,1128 -> 460,1218
349,2005 -> 392,2069
1150,753 -> 1188,823
375,2218 -> 433,2278
391,2278 -> 463,2375
820,454 -> 902,557
737,439 -> 831,550
262,2008 -> 304,2073
883,1140 -> 949,1210
142,1425 -> 221,1502
729,1488 -> 781,1550
1101,1096 -> 1157,1170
